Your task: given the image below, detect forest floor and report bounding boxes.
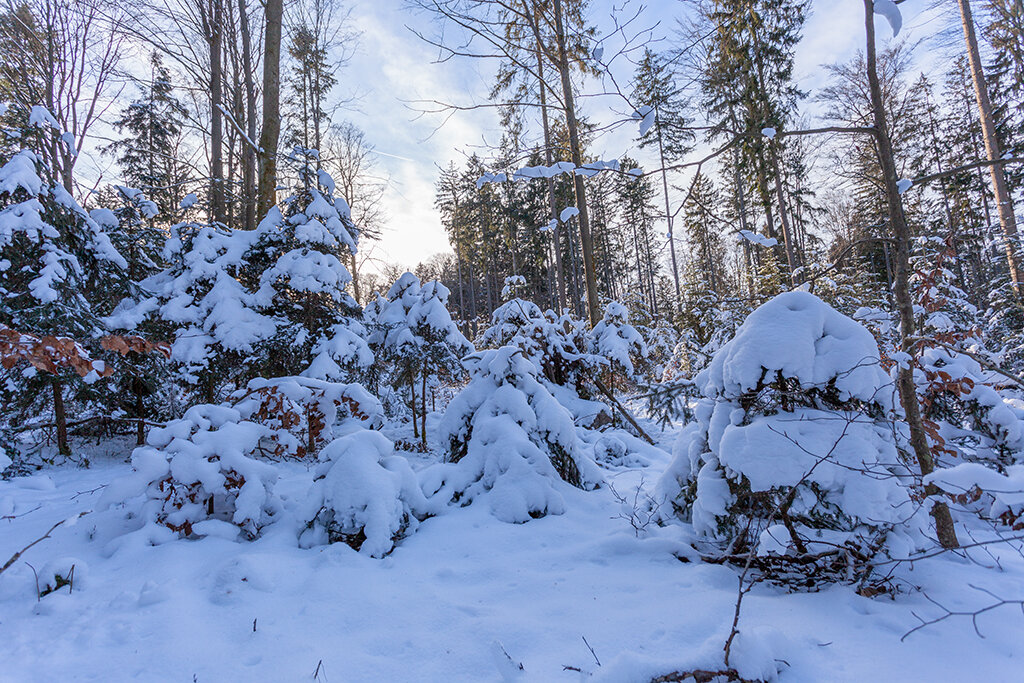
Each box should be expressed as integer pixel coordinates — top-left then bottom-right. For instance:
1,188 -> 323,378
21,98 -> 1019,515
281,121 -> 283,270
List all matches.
1,413 -> 1023,682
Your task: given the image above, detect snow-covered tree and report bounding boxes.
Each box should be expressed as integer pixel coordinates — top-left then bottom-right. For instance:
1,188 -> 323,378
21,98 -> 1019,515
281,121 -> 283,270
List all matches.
659,292 -> 919,582
0,106 -> 129,454
370,272 -> 471,446
427,347 -> 602,523
245,156 -> 372,382
588,300 -> 648,382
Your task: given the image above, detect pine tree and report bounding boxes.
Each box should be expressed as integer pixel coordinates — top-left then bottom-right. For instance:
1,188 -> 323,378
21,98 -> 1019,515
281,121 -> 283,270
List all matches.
104,52 -> 189,223
247,153 -> 371,382
632,48 -> 693,306
370,272 -> 472,447
0,106 -> 129,455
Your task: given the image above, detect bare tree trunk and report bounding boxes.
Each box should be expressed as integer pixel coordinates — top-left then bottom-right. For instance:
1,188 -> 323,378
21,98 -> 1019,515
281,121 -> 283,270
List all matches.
208,0 -> 226,227
349,251 -> 361,303
864,0 -> 959,549
552,0 -> 600,325
52,377 -> 69,457
538,48 -> 567,313
957,0 -> 1022,293
238,0 -> 257,230
135,378 -> 146,446
656,103 -> 682,309
257,0 -> 283,218
770,148 -> 800,282
420,366 -> 428,448
409,372 -> 418,439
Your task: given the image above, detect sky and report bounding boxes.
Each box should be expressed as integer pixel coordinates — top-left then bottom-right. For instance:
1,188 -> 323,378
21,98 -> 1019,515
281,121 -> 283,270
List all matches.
334,0 -> 960,274
73,0 -> 961,275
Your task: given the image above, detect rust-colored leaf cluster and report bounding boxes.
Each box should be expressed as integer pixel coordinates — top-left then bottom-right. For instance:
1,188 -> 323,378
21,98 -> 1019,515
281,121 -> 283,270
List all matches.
0,325 -> 171,379
100,335 -> 172,359
0,326 -> 112,378
247,383 -> 375,459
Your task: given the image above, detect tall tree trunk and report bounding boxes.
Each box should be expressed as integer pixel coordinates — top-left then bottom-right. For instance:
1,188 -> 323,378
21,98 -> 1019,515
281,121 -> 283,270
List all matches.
420,366 -> 428,449
409,372 -> 418,439
350,252 -> 361,303
257,0 -> 283,217
770,148 -> 799,282
238,0 -> 257,230
656,104 -> 682,309
538,48 -> 567,313
864,0 -> 958,549
552,0 -> 600,325
52,377 -> 69,457
957,0 -> 1022,293
209,0 -> 225,227
134,377 -> 146,446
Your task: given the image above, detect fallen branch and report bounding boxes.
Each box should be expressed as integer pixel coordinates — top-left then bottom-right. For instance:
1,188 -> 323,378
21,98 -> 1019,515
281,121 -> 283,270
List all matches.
591,375 -> 655,445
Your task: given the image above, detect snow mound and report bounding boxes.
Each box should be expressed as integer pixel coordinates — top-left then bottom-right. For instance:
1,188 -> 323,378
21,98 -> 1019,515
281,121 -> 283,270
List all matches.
102,404 -> 280,539
706,290 -> 893,408
300,430 -> 438,557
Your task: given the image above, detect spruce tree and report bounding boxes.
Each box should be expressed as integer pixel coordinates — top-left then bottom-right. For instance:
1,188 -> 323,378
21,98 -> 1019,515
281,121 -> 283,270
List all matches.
104,52 -> 189,223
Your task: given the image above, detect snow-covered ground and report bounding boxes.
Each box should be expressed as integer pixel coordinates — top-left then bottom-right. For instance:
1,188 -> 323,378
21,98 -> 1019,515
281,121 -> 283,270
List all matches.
1,418 -> 1023,682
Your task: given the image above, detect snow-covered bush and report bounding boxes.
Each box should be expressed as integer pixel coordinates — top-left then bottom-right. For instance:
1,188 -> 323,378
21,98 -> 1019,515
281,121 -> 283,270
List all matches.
588,300 -> 648,381
231,376 -> 384,458
104,376 -> 382,538
659,292 -> 916,580
102,404 -> 280,539
426,347 -> 602,523
300,430 -> 437,557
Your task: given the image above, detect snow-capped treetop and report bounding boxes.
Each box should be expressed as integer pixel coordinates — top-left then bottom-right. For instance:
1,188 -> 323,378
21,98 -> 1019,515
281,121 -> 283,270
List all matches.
588,301 -> 648,379
705,291 -> 892,407
374,272 -> 471,361
501,275 -> 527,300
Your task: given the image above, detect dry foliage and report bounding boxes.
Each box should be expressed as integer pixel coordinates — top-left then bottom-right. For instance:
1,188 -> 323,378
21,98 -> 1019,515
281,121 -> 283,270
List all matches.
0,325 -> 170,378
241,380 -> 380,459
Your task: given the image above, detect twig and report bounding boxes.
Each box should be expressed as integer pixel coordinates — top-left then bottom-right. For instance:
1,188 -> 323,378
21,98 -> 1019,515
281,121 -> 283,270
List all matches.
0,511 -> 87,578
902,584 -> 1024,641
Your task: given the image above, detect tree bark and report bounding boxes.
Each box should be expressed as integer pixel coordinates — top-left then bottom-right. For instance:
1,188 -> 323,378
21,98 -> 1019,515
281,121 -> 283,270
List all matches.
237,0 -> 257,230
552,0 -> 600,326
864,0 -> 959,549
537,47 -> 567,313
957,0 -> 1022,293
208,0 -> 226,227
52,377 -> 69,457
257,0 -> 284,218
655,102 -> 682,309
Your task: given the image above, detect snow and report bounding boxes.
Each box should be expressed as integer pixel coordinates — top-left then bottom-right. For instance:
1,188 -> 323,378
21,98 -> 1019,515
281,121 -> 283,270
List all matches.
559,206 -> 579,222
897,178 -> 913,194
3,428 -> 1024,680
873,0 -> 902,37
739,229 -> 778,248
706,291 -> 893,407
761,127 -> 777,139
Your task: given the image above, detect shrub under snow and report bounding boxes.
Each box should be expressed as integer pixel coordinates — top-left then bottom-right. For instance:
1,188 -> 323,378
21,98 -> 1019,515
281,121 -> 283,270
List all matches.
300,430 -> 438,557
427,347 -> 602,523
104,377 -> 383,538
102,404 -> 280,539
659,292 -> 916,571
